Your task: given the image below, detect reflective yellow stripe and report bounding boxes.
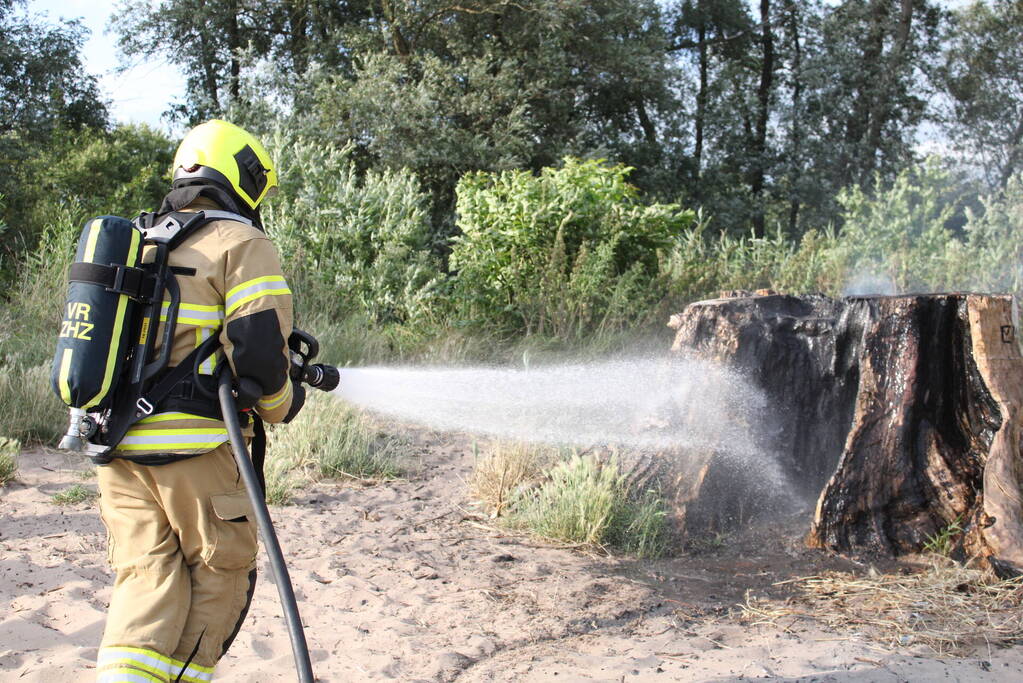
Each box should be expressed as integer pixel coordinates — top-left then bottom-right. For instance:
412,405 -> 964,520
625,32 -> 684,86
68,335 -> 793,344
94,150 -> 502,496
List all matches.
225,275 -> 291,315
118,425 -> 229,452
226,287 -> 291,315
258,381 -> 292,410
160,302 -> 224,328
196,327 -> 218,375
117,440 -> 228,452
58,348 -> 73,404
136,412 -> 219,424
97,646 -> 172,679
169,656 -> 214,682
83,218 -> 103,262
226,275 -> 286,300
84,226 -> 141,410
125,428 -> 227,437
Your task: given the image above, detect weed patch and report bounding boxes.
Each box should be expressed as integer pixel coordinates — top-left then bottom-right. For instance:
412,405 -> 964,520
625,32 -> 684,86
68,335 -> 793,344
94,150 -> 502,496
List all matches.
52,483 -> 97,506
475,450 -> 670,558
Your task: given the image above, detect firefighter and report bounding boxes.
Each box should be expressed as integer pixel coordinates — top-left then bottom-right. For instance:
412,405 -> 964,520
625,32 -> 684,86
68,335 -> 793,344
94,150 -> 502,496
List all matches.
94,120 -> 304,682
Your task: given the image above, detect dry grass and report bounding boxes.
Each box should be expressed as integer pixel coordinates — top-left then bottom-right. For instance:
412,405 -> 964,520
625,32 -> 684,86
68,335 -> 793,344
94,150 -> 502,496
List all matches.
467,441 -> 550,518
0,436 -> 19,486
741,561 -> 1023,656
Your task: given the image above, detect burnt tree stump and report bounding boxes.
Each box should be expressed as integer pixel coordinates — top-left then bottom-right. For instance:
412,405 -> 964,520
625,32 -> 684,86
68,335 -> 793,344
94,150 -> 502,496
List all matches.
669,292 -> 1023,576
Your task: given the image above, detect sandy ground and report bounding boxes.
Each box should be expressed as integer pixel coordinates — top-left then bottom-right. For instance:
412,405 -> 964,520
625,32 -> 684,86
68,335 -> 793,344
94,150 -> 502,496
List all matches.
3,426 -> 1023,682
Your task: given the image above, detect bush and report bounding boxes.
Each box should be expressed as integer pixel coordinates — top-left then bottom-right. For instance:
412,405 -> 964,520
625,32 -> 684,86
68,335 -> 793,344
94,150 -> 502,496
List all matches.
451,158 -> 695,339
961,174 -> 1023,299
1,124 -> 173,265
834,160 -> 958,293
263,130 -> 443,325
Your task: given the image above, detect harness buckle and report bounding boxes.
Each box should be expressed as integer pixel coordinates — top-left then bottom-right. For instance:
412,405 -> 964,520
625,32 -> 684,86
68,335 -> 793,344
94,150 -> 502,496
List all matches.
136,398 -> 154,416
106,263 -> 146,299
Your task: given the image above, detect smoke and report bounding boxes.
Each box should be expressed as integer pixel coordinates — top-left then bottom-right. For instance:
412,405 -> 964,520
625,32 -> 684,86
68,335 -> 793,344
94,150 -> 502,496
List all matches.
843,267 -> 897,297
334,356 -> 791,488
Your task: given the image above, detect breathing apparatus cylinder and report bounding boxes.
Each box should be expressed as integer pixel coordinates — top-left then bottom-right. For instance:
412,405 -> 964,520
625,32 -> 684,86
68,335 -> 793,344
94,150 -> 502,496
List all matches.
51,217 -> 144,451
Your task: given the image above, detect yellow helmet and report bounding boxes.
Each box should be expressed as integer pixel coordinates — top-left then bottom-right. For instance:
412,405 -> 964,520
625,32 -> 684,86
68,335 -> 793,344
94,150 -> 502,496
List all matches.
172,119 -> 278,210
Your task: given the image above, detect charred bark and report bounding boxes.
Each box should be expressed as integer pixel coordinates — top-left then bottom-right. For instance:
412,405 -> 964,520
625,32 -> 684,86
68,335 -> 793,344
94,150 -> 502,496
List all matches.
669,292 -> 1023,576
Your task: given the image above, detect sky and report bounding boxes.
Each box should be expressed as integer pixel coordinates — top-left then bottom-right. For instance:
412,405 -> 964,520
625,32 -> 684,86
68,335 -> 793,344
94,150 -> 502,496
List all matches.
29,0 -> 187,130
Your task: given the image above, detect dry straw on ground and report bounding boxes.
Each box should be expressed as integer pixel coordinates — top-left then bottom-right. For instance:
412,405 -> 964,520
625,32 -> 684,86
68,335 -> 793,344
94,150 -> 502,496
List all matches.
742,561 -> 1023,656
467,442 -> 548,518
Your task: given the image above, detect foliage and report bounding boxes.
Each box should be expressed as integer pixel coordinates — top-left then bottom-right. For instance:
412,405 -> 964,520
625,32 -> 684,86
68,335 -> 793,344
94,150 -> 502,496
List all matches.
0,2 -> 112,255
0,2 -> 106,136
960,175 -> 1023,299
937,0 -> 1023,189
0,436 -> 18,486
451,158 -> 694,338
51,483 -> 98,506
834,160 -> 958,293
1,124 -> 173,275
0,204 -> 98,446
263,130 -> 443,325
510,453 -> 669,558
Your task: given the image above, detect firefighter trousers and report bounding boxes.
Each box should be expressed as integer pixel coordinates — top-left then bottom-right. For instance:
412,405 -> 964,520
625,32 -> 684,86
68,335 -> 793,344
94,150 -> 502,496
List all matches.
95,443 -> 258,682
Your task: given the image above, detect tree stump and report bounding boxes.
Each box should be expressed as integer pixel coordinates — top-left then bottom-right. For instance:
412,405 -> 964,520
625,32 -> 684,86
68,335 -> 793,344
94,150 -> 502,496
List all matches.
669,292 -> 1023,576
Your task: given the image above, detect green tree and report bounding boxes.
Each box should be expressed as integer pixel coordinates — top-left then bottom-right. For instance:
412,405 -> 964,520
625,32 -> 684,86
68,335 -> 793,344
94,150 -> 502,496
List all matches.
0,1 -> 106,136
808,1 -> 943,190
0,0 -> 109,256
937,0 -> 1023,189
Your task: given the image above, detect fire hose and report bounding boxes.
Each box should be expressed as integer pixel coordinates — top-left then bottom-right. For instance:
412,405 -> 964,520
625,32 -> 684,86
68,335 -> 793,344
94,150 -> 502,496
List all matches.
217,329 -> 340,683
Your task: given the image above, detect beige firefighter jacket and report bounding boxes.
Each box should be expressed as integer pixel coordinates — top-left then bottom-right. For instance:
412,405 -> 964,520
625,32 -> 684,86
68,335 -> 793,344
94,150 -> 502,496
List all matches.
114,197 -> 294,457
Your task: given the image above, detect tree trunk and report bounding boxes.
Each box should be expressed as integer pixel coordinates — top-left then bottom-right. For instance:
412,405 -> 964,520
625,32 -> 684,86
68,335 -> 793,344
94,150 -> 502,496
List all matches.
694,19 -> 708,192
669,292 -> 1023,577
784,0 -> 802,235
749,0 -> 774,238
290,0 -> 309,77
863,0 -> 913,182
228,1 -> 241,102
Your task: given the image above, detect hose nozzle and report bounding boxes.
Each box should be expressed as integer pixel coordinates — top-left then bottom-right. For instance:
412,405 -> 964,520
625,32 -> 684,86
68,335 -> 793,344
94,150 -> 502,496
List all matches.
303,363 -> 340,392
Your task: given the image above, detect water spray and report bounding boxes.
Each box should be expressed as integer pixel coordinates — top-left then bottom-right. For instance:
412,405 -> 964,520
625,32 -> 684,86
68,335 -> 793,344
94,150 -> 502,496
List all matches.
333,355 -> 790,489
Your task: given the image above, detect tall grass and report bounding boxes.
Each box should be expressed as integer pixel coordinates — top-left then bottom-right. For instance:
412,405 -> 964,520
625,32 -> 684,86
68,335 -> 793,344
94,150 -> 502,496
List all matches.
263,391 -> 406,505
0,206 -> 80,445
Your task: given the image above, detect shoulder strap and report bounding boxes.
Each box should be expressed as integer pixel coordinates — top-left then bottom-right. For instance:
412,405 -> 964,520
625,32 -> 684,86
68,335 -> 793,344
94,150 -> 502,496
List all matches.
134,210 -> 252,249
